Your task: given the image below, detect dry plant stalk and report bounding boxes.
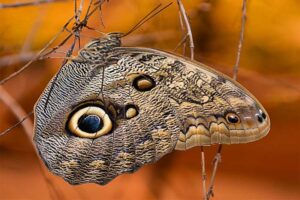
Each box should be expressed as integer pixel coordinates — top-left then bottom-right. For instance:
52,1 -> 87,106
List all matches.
0,0 -> 107,86
176,2 -> 208,199
206,0 -> 248,199
201,147 -> 207,200
206,145 -> 222,199
0,86 -> 33,138
176,0 -> 195,60
0,0 -> 248,199
0,1 -> 108,198
233,0 -> 247,81
0,0 -> 64,9
175,0 -> 248,199
0,52 -> 37,68
0,86 -> 63,200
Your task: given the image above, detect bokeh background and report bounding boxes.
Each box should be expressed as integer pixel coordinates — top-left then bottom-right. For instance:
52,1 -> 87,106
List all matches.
0,0 -> 299,199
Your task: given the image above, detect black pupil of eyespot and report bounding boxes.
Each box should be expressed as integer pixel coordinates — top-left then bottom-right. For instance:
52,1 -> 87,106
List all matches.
257,115 -> 264,123
227,114 -> 239,123
78,114 -> 103,133
261,112 -> 267,119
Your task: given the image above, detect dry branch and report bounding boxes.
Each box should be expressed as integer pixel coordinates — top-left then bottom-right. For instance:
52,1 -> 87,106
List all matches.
0,0 -> 105,85
0,0 -> 64,9
176,0 -> 194,60
201,147 -> 208,200
0,87 -> 63,199
0,1 -> 111,199
233,0 -> 247,80
0,16 -> 73,85
0,86 -> 33,139
206,1 -> 248,199
206,145 -> 222,199
0,52 -> 38,68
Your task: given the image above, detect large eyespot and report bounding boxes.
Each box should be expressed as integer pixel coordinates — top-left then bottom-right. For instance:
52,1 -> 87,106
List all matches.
68,106 -> 112,138
124,104 -> 139,119
132,74 -> 156,91
225,113 -> 240,124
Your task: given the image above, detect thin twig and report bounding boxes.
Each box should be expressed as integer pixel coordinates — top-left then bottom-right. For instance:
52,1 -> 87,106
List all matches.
233,0 -> 247,80
0,86 -> 33,139
3,7 -> 47,70
201,147 -> 208,200
0,87 -> 63,200
21,9 -> 45,53
98,1 -> 105,27
74,0 -> 85,48
123,3 -> 173,37
176,1 -> 204,198
43,0 -> 105,110
0,52 -> 38,68
176,0 -> 194,60
206,1 -> 248,199
124,30 -> 177,46
40,33 -> 73,59
178,10 -> 187,55
0,0 -> 64,9
206,145 -> 222,200
0,112 -> 33,137
0,1 -> 110,199
0,0 -> 103,84
43,37 -> 77,110
0,0 -> 105,85
174,34 -> 188,52
0,16 -> 74,85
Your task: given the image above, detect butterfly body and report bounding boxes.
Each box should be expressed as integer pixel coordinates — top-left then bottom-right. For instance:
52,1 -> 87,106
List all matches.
34,33 -> 270,185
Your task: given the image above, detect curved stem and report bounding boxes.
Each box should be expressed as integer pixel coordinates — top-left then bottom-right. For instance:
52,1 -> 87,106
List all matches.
0,86 -> 33,141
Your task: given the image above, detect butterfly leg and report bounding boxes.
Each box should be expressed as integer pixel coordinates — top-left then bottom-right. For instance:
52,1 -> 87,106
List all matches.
206,144 -> 222,200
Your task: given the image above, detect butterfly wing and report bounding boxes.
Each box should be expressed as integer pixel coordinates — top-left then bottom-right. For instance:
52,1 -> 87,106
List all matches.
34,46 -> 183,185
114,47 -> 270,149
34,38 -> 270,185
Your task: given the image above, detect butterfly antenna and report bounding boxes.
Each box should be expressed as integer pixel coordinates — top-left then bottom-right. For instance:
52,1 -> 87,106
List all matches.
123,4 -> 162,37
122,2 -> 173,37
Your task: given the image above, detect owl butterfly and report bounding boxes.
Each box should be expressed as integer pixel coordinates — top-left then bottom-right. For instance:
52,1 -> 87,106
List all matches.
34,33 -> 270,185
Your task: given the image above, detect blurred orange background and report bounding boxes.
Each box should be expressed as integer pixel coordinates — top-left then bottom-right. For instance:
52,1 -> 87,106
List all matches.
0,0 -> 299,199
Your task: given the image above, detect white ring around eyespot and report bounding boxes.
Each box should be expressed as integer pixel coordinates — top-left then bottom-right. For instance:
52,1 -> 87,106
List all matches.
68,106 -> 112,138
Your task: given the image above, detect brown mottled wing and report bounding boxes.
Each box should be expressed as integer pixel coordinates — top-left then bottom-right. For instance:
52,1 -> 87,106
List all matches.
34,46 -> 183,185
34,40 -> 270,185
